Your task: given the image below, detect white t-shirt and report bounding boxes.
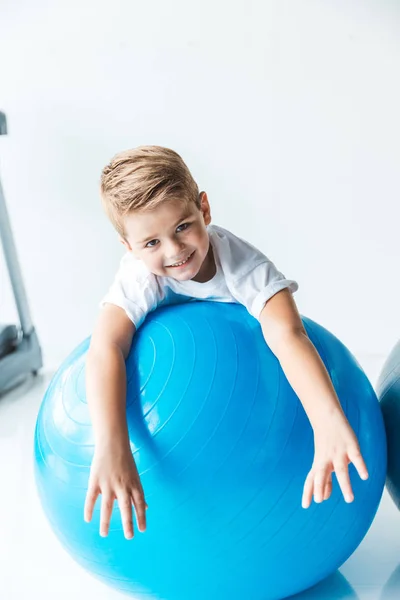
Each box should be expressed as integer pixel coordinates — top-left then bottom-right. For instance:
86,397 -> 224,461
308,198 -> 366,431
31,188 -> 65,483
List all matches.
101,224 -> 298,328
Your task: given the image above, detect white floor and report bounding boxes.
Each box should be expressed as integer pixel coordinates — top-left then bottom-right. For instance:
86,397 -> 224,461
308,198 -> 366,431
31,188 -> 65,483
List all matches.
1,355 -> 400,600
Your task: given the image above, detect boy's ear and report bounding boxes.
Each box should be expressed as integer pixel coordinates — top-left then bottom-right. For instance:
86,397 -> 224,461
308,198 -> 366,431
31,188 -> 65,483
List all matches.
199,191 -> 211,226
120,237 -> 132,251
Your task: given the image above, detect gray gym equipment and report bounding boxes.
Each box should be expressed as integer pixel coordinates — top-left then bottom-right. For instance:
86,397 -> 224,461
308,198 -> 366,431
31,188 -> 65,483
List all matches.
0,111 -> 42,393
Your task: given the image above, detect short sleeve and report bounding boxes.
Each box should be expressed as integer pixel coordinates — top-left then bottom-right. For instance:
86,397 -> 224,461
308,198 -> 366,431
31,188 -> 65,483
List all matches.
100,254 -> 162,328
210,225 -> 299,320
229,261 -> 298,320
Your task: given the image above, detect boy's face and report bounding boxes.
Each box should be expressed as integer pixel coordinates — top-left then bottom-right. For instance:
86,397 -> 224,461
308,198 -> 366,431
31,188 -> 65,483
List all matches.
121,192 -> 214,282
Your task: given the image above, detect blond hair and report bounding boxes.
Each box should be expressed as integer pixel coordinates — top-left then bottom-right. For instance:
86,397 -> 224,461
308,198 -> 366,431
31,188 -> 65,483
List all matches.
100,146 -> 200,238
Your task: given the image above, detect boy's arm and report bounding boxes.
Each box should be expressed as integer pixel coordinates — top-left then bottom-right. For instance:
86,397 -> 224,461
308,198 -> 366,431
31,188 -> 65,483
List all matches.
85,304 -> 147,538
259,289 -> 369,508
86,303 -> 134,446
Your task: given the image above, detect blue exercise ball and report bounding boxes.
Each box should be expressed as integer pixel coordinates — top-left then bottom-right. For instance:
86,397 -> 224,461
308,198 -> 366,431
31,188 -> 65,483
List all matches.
377,340 -> 400,508
34,303 -> 386,600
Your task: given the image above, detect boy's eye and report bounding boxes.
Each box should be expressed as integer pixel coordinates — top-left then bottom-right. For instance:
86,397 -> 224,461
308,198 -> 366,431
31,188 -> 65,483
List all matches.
145,239 -> 159,248
176,222 -> 190,233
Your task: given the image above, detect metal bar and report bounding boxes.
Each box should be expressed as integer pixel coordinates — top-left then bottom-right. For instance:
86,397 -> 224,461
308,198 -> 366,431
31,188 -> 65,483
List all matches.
0,112 -> 34,335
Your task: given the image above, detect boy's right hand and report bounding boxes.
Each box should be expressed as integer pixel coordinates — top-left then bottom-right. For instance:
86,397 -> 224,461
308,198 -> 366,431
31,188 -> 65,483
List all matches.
84,441 -> 147,539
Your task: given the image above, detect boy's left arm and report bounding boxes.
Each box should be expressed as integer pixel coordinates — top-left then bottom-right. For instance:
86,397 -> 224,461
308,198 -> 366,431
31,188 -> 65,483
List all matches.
259,289 -> 369,509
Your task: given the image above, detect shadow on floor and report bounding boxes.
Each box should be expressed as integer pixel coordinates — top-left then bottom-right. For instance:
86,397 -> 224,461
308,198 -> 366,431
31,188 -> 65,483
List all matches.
290,571 -> 358,599
381,564 -> 400,599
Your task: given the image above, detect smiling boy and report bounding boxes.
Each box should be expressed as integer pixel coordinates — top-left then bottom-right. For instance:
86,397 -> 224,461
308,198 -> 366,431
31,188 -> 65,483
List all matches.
84,146 -> 368,540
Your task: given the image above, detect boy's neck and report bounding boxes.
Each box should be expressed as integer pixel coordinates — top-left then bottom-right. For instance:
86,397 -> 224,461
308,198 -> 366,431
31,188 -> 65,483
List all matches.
191,242 -> 216,283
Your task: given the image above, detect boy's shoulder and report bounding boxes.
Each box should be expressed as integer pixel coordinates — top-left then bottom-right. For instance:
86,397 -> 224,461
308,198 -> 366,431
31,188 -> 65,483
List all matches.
209,224 -> 264,254
208,223 -> 237,241
209,224 -> 268,279
117,251 -> 156,287
209,224 -> 266,257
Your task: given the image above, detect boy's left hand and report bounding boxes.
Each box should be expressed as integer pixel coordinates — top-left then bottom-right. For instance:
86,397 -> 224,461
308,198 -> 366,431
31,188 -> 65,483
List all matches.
301,412 -> 369,509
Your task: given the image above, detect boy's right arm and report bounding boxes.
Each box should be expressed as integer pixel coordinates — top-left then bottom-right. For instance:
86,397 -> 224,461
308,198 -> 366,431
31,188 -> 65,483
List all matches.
84,303 -> 147,540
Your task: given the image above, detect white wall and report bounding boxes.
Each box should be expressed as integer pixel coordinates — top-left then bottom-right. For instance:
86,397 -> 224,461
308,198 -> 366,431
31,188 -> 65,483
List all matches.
1,0 -> 400,368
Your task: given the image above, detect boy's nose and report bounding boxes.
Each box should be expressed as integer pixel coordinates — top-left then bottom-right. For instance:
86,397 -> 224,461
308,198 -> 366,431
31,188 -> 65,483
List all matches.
165,238 -> 185,259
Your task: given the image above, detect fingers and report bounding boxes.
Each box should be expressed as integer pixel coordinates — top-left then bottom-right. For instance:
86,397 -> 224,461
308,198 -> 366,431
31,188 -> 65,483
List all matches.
85,484 -> 147,539
334,446 -> 368,502
302,466 -> 330,509
313,468 -> 328,504
302,471 -> 314,509
132,489 -> 148,533
115,488 -> 148,538
334,460 -> 354,503
84,485 -> 99,523
324,475 -> 332,501
302,444 -> 368,509
100,491 -> 115,537
349,445 -> 369,481
118,491 -> 134,539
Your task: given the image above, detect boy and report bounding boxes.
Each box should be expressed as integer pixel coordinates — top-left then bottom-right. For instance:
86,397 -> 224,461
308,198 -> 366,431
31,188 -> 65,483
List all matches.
85,146 -> 368,540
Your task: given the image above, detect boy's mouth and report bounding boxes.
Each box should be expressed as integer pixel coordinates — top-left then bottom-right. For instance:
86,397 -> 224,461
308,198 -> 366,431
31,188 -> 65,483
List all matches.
166,251 -> 195,268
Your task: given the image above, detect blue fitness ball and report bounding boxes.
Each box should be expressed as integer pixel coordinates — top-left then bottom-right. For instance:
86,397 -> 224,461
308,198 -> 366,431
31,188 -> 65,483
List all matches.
377,340 -> 400,508
34,302 -> 386,600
